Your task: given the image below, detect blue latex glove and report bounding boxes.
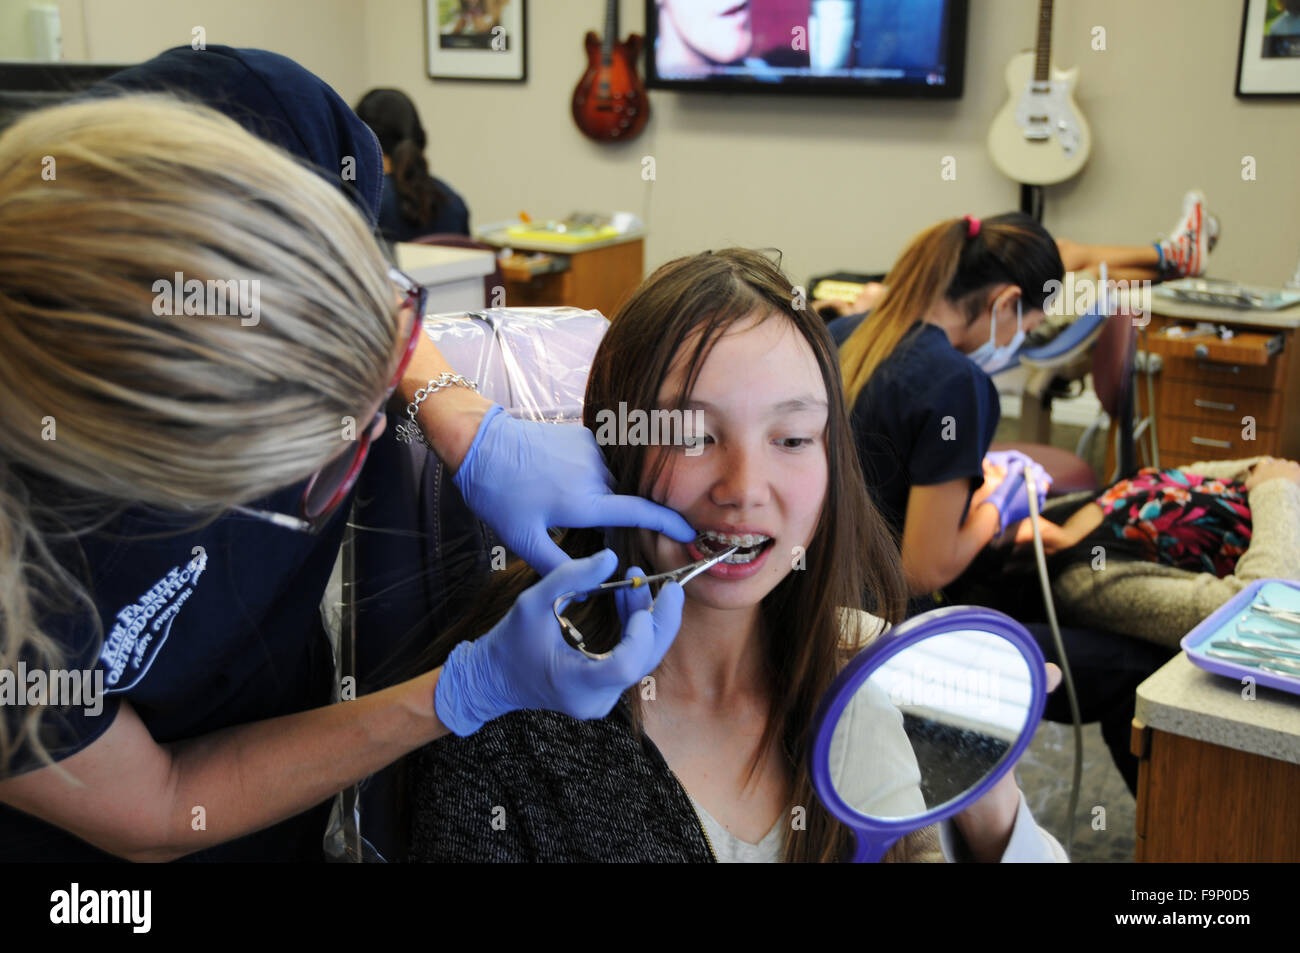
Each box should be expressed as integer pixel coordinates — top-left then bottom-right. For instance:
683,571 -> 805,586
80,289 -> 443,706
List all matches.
981,452 -> 1051,532
435,550 -> 685,735
453,404 -> 696,575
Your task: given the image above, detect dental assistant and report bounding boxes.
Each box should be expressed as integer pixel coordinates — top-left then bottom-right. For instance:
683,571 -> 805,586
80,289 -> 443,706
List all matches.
831,213 -> 1064,610
0,50 -> 694,863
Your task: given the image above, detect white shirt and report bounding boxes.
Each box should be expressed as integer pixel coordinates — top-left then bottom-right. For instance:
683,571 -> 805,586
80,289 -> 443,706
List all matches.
686,676 -> 1067,863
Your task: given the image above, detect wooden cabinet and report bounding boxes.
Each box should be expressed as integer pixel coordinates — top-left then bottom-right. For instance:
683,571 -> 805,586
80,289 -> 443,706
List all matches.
1141,310 -> 1300,467
475,230 -> 645,322
1132,653 -> 1300,862
1132,719 -> 1300,861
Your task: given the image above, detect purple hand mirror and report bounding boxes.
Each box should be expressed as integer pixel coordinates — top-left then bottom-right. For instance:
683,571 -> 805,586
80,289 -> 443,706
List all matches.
809,606 -> 1047,862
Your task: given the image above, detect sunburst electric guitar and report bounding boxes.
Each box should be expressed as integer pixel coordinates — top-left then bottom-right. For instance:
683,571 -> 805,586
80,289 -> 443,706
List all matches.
987,0 -> 1091,185
572,0 -> 650,143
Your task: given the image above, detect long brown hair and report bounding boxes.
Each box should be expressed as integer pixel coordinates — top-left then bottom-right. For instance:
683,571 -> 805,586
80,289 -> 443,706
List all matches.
354,89 -> 447,229
423,248 -> 908,862
840,212 -> 1064,406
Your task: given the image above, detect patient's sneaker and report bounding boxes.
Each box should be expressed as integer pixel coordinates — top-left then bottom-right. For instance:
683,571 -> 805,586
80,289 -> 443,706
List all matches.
1156,190 -> 1210,278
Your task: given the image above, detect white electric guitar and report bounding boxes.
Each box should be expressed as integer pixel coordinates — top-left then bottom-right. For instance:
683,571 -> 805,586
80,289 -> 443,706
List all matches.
987,0 -> 1091,185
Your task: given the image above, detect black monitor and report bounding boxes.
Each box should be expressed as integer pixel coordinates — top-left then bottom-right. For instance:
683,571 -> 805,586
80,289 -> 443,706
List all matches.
646,0 -> 967,99
0,61 -> 131,128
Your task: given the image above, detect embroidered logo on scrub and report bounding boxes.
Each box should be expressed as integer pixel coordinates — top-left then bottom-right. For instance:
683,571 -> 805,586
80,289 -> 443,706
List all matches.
100,548 -> 208,693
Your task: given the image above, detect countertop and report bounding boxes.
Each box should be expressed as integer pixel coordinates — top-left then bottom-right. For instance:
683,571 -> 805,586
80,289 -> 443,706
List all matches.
1135,652 -> 1300,765
474,227 -> 645,254
394,243 -> 496,283
1149,294 -> 1300,330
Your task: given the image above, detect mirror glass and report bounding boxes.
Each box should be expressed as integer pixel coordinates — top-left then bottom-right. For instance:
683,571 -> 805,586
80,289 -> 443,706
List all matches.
827,629 -> 1034,820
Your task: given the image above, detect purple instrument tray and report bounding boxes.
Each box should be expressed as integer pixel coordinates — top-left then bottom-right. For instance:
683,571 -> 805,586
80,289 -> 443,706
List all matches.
1180,579 -> 1300,697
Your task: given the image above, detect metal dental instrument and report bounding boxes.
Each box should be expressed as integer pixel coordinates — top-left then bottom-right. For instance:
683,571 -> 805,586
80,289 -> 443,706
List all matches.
1205,647 -> 1300,678
552,541 -> 740,660
1247,604 -> 1300,628
1245,592 -> 1300,628
1214,636 -> 1300,662
1236,622 -> 1300,644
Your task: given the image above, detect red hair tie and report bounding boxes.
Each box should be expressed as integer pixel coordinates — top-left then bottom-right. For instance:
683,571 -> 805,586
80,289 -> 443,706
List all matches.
963,214 -> 981,238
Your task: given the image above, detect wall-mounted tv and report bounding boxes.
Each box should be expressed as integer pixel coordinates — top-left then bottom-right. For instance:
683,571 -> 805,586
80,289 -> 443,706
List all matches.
646,0 -> 967,99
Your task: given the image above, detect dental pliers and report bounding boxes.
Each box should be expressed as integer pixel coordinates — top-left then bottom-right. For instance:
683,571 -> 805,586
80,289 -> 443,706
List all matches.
552,541 -> 739,660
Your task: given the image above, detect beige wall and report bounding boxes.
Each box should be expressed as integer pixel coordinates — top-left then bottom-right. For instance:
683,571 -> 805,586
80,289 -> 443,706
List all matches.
364,0 -> 1300,288
28,0 -> 369,104
21,0 -> 1300,287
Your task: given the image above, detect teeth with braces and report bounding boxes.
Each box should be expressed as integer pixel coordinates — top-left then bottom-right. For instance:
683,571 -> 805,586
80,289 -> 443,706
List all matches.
699,530 -> 772,564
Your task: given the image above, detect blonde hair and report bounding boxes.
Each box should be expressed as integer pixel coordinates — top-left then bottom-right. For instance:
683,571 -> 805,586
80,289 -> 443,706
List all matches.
0,95 -> 401,771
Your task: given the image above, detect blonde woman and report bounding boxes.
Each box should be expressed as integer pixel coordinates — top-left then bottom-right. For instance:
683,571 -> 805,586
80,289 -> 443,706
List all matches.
0,86 -> 693,861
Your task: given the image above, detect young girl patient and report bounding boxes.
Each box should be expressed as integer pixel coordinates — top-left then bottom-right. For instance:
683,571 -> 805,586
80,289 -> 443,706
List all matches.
1012,459 -> 1299,569
405,248 -> 1066,863
1000,457 -> 1300,647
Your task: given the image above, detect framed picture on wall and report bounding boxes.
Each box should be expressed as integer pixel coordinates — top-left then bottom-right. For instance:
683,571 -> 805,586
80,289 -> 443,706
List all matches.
425,0 -> 527,82
1236,0 -> 1300,97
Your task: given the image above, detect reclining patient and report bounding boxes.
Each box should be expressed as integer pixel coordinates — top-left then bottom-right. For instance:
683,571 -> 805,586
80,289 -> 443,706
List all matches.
1003,458 -> 1300,647
406,248 -> 1066,862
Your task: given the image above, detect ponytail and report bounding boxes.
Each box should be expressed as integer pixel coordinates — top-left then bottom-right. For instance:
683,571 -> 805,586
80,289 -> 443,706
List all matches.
355,88 -> 447,229
840,212 -> 1062,406
390,138 -> 446,227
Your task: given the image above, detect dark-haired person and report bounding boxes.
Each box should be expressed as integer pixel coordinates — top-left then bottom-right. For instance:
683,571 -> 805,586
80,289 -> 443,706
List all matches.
408,248 -> 1068,863
833,213 -> 1064,611
355,88 -> 471,243
816,191 -> 1218,319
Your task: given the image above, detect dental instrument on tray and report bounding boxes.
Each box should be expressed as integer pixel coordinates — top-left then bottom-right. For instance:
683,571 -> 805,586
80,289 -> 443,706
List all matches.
552,540 -> 739,660
1246,601 -> 1300,628
1212,637 -> 1300,662
1205,646 -> 1300,678
1236,622 -> 1300,645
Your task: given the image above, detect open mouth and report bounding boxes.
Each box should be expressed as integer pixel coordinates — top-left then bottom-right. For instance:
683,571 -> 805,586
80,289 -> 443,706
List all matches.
696,530 -> 775,565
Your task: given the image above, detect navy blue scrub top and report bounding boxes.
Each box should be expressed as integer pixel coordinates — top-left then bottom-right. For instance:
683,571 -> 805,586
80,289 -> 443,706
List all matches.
0,480 -> 350,862
376,173 -> 471,244
830,315 -> 1000,538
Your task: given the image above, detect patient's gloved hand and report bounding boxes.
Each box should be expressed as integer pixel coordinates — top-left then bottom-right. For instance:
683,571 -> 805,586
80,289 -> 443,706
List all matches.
453,404 -> 696,575
434,550 -> 684,736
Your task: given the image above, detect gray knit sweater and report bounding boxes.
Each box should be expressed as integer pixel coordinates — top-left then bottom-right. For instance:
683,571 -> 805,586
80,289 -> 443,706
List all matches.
405,696 -> 943,863
1052,459 -> 1300,649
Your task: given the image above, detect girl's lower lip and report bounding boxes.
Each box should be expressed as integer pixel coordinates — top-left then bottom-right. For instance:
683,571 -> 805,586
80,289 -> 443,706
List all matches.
685,538 -> 773,580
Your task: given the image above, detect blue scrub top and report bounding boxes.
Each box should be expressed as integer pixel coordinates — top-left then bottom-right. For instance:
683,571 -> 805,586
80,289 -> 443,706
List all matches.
0,480 -> 350,861
0,44 -> 388,862
377,173 -> 471,244
831,315 -> 1000,538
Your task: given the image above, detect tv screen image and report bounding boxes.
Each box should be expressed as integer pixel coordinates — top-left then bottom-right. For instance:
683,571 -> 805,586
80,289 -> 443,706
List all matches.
646,0 -> 967,98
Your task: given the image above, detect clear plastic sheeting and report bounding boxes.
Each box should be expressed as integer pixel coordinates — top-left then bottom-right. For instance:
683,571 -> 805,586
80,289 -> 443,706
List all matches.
421,307 -> 610,424
322,306 -> 610,861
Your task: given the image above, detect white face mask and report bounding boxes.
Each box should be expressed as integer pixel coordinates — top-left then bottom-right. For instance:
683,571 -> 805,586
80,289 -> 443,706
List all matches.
968,296 -> 1024,373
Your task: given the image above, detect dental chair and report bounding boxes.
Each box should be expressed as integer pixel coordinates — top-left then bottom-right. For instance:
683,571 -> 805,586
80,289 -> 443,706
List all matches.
336,306 -> 609,861
990,300 -> 1140,496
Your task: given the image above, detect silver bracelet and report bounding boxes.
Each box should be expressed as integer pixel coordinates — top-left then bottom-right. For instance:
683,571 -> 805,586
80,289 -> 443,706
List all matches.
394,373 -> 480,452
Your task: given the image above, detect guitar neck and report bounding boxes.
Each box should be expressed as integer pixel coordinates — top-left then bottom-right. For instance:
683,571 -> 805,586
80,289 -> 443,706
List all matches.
602,0 -> 618,64
1033,0 -> 1054,82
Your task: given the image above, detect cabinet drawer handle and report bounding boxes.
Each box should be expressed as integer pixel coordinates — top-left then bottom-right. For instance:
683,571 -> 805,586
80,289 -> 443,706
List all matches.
1191,436 -> 1233,449
1197,361 -> 1241,374
1192,398 -> 1237,412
